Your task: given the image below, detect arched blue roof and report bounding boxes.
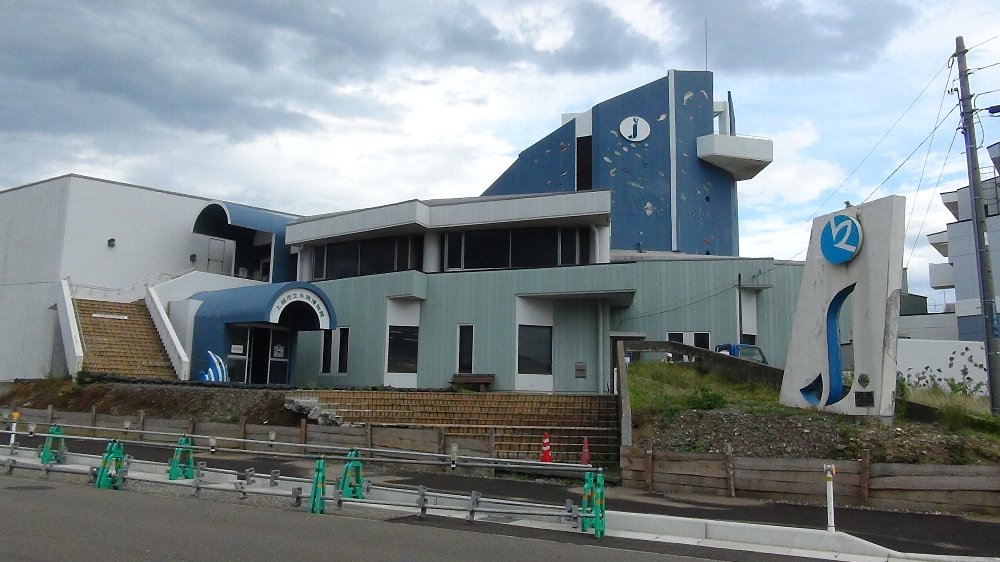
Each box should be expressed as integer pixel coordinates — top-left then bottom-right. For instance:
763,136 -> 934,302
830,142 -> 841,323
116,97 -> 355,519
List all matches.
190,282 -> 336,380
193,201 -> 298,282
191,281 -> 334,327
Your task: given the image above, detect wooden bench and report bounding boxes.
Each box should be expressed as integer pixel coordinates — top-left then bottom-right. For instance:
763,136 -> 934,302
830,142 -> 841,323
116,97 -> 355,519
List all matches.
450,373 -> 496,392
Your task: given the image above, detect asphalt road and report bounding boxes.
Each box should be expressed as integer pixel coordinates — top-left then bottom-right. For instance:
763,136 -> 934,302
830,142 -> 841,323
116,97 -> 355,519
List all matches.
0,474 -> 814,562
11,434 -> 1000,558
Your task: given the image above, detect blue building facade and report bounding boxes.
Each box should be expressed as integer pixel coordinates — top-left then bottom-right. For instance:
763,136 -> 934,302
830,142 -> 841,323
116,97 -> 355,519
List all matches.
484,71 -> 768,257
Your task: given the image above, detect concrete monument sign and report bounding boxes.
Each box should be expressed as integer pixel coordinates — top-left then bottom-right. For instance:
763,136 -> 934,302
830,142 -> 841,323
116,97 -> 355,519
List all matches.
780,196 -> 905,417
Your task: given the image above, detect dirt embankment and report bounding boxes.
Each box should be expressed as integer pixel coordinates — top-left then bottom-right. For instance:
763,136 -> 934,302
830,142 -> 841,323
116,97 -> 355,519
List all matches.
1,378 -> 297,426
634,408 -> 1000,465
5,378 -> 1000,465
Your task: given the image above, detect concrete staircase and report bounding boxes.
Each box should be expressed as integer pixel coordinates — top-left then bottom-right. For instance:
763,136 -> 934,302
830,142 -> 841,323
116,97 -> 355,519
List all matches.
75,299 -> 176,380
287,390 -> 620,466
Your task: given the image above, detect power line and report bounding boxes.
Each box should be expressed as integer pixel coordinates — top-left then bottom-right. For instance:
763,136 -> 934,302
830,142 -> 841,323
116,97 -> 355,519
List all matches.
805,61 -> 950,221
904,64 -> 955,241
905,126 -> 960,268
861,104 -> 959,204
616,282 -> 737,325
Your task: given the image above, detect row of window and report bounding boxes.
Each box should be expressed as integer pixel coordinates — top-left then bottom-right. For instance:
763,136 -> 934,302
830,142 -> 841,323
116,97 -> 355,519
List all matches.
313,235 -> 423,281
319,324 -> 554,376
311,226 -> 593,281
445,227 -> 591,271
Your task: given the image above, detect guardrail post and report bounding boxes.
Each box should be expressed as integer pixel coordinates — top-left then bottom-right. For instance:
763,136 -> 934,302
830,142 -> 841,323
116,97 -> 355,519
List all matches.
168,435 -> 195,480
417,485 -> 428,518
40,424 -> 67,464
95,440 -> 126,490
339,449 -> 365,499
581,469 -> 606,539
309,457 -> 326,514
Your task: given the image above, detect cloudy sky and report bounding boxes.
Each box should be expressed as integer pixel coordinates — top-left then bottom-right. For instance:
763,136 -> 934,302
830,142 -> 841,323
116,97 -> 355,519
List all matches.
2,1 -> 999,307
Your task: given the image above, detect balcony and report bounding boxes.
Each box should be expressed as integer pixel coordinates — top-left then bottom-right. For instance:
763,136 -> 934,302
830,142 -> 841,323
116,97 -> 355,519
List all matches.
696,134 -> 773,181
927,231 -> 949,258
928,262 -> 954,290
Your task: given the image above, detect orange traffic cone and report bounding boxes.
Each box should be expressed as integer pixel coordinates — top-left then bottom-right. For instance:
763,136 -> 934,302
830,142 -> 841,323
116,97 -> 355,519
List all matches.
581,436 -> 591,465
540,432 -> 553,462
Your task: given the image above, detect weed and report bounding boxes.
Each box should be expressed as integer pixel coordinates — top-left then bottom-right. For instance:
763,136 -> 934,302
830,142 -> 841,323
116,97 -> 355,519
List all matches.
685,386 -> 726,410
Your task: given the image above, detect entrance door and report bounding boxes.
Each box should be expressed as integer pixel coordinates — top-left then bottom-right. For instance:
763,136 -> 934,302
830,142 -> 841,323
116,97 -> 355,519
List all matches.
249,328 -> 271,384
207,237 -> 226,274
246,326 -> 291,385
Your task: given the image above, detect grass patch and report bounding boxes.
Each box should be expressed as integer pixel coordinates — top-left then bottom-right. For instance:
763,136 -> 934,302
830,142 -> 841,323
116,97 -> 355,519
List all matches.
628,361 -> 779,419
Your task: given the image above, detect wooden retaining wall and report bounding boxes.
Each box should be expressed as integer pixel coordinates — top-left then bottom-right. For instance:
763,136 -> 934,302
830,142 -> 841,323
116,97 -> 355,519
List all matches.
621,446 -> 1000,515
8,407 -> 491,471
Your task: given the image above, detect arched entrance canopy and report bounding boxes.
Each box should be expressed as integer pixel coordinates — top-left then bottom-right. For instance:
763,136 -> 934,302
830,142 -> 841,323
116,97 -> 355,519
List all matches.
193,201 -> 298,283
190,282 -> 335,384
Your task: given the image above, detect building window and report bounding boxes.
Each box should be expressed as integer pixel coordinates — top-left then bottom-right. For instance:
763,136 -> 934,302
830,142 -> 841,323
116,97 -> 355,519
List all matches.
387,325 -> 419,373
667,332 -> 683,343
313,247 -> 326,281
312,235 -> 424,280
510,228 -> 558,268
337,328 -> 350,373
321,330 -> 333,374
518,325 -> 552,375
321,327 -> 350,374
328,240 -> 360,279
464,229 -> 509,269
458,325 -> 473,374
693,332 -> 710,349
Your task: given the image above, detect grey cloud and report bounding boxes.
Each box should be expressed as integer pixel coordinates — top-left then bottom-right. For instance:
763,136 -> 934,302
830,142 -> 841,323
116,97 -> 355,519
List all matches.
664,0 -> 915,74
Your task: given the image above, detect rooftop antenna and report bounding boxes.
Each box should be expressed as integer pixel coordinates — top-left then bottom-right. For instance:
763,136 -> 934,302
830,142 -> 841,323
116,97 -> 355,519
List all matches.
704,18 -> 709,70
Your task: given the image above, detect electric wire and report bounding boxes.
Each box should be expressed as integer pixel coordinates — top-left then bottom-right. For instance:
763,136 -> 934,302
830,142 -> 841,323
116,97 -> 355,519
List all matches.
615,281 -> 737,325
804,61 -> 950,221
905,126 -> 960,269
861,104 -> 959,204
968,34 -> 1000,51
903,64 -> 955,245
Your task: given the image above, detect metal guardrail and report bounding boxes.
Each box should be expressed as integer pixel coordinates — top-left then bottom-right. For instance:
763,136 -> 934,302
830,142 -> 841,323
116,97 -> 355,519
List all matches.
1,422 -> 607,538
3,421 -> 596,473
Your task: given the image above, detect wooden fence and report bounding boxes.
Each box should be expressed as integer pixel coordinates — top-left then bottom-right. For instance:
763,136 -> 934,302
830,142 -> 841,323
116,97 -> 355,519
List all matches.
7,406 -> 493,473
621,446 -> 1000,515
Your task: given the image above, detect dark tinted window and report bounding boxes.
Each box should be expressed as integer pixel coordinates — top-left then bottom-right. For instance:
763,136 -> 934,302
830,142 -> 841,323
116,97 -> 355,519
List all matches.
360,237 -> 396,275
464,230 -> 509,269
328,241 -> 360,279
458,325 -> 473,374
321,330 -> 333,373
511,228 -> 558,268
387,326 -> 419,373
337,328 -> 350,373
694,332 -> 710,349
560,228 -> 577,265
518,325 -> 552,375
313,246 -> 326,280
446,233 -> 463,269
579,227 -> 591,264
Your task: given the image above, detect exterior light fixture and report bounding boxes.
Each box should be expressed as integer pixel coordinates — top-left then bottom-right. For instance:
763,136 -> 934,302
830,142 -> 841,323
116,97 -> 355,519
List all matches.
107,238 -> 116,248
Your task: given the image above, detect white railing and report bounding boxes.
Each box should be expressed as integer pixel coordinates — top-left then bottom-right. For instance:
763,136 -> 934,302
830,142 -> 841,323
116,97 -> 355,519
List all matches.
56,279 -> 85,378
68,269 -> 196,303
145,286 -> 190,381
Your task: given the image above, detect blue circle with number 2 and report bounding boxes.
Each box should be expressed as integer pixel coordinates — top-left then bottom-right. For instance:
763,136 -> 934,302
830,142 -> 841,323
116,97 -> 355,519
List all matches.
820,214 -> 863,265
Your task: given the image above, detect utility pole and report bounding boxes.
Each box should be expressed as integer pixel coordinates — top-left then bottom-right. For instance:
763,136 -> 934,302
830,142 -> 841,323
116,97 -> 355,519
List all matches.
955,36 -> 1000,414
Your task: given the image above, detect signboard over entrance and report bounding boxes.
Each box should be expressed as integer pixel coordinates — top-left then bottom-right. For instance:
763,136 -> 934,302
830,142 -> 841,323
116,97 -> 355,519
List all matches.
269,288 -> 332,330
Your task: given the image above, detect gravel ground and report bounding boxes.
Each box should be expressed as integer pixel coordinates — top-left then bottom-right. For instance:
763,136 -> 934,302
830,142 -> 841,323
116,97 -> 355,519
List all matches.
635,408 -> 1000,464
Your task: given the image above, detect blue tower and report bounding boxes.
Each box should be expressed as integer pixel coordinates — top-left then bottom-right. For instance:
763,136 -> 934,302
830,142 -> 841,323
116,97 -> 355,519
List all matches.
484,70 -> 772,256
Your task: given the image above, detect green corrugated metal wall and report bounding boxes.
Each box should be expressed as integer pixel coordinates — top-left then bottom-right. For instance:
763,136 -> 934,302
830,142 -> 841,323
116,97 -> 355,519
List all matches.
292,259 -> 803,391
